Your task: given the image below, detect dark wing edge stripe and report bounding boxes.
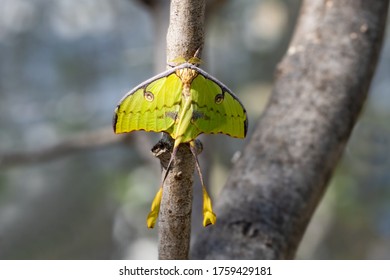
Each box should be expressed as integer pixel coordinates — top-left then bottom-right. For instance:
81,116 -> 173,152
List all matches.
113,106 -> 119,133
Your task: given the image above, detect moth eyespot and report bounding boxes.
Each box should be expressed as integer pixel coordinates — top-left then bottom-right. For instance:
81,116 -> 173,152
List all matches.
144,91 -> 154,102
215,93 -> 224,104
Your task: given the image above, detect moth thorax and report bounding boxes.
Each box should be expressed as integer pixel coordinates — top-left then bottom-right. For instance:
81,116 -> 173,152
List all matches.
176,68 -> 198,84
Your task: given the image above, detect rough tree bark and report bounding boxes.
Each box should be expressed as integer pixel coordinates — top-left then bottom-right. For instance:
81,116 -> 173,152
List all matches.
191,0 -> 389,259
154,0 -> 206,260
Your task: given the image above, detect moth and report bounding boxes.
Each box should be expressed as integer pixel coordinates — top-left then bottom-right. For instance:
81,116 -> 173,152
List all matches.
113,61 -> 248,228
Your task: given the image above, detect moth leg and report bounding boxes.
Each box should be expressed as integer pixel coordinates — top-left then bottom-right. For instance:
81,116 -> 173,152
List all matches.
146,138 -> 180,228
190,141 -> 217,227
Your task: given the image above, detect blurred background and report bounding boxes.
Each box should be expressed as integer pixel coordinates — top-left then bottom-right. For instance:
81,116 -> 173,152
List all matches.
0,0 -> 389,259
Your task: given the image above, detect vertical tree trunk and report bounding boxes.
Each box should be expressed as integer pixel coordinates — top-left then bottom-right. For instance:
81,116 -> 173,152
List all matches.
156,0 -> 206,260
191,0 -> 389,259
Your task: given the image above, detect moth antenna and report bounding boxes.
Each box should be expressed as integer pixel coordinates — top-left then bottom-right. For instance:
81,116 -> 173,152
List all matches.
193,46 -> 203,59
187,46 -> 203,66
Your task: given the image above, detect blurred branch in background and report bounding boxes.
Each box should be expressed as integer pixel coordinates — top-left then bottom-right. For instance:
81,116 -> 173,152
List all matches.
0,127 -> 157,168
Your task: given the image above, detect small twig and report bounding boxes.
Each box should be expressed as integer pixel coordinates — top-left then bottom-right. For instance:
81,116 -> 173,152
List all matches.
156,0 -> 206,260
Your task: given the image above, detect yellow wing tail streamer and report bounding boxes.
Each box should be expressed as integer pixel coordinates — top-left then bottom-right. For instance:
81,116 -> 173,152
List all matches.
202,185 -> 216,227
146,187 -> 163,229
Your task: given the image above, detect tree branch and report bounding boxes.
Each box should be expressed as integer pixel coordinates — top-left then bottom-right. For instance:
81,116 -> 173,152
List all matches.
166,0 -> 205,63
0,127 -> 128,168
191,0 -> 389,259
154,0 -> 205,260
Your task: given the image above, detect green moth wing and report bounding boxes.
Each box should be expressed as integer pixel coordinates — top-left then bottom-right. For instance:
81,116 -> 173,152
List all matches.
113,62 -> 248,142
114,69 -> 182,135
189,66 -> 247,139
